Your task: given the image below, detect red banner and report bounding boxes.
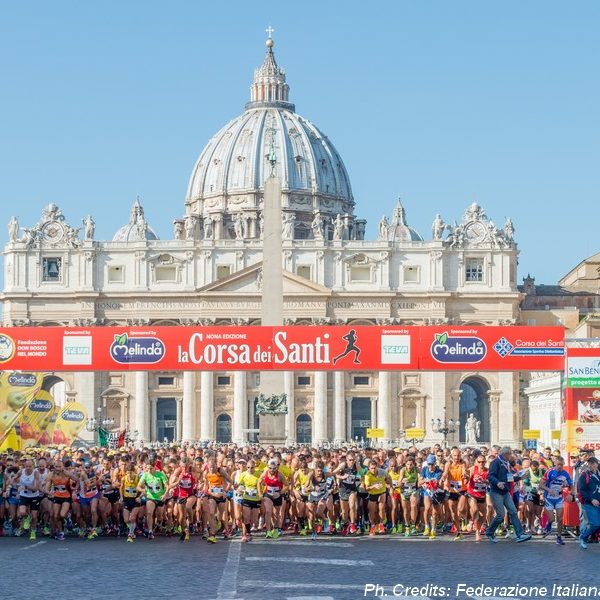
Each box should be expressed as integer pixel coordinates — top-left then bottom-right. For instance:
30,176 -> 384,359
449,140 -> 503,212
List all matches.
0,325 -> 565,372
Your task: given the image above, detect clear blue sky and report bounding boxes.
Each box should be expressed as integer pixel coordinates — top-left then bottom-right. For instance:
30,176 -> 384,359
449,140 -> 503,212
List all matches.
1,1 -> 598,284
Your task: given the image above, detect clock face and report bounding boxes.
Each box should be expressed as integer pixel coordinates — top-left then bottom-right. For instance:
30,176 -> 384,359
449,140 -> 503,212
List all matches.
41,221 -> 64,243
465,221 -> 486,243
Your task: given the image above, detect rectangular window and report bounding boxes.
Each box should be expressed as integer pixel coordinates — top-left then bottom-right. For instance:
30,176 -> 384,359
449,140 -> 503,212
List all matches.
217,375 -> 231,386
403,266 -> 419,283
107,265 -> 124,283
216,265 -> 231,280
350,266 -> 371,282
296,265 -> 311,280
158,376 -> 175,386
527,318 -> 537,326
353,375 -> 370,386
465,258 -> 484,282
42,257 -> 61,282
155,266 -> 178,282
253,373 -> 261,387
297,375 -> 311,386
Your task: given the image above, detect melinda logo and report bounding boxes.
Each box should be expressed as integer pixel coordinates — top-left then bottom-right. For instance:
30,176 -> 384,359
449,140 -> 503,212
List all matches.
110,333 -> 165,364
7,373 -> 37,387
61,410 -> 85,421
381,334 -> 411,365
431,332 -> 486,364
29,399 -> 53,412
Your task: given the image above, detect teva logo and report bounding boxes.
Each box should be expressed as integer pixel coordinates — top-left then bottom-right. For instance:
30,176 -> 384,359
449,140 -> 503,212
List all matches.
63,336 -> 92,365
110,333 -> 165,364
28,399 -> 53,412
7,373 -> 37,387
430,332 -> 486,364
381,334 -> 411,365
0,334 -> 15,363
61,409 -> 85,421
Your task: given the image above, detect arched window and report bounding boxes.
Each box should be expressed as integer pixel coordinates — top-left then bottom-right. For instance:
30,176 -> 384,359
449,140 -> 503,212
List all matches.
459,377 -> 491,443
216,414 -> 232,443
296,414 -> 312,444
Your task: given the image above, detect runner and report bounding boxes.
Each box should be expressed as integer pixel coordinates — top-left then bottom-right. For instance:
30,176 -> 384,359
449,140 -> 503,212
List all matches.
170,457 -> 197,542
47,460 -> 77,540
237,458 -> 262,542
307,460 -> 330,537
539,455 -> 573,545
441,448 -> 469,540
120,457 -> 142,542
202,458 -> 230,544
16,459 -> 42,540
137,459 -> 168,540
363,459 -> 389,536
419,454 -> 444,540
260,458 -> 286,539
398,456 -> 419,536
467,454 -> 488,542
334,452 -> 361,535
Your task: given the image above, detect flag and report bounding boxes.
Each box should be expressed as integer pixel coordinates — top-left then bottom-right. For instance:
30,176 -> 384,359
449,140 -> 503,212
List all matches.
98,427 -> 109,448
52,401 -> 88,446
19,390 -> 55,449
0,372 -> 44,446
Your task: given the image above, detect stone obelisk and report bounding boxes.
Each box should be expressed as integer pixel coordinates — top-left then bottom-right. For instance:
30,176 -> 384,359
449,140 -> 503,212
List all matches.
258,174 -> 287,446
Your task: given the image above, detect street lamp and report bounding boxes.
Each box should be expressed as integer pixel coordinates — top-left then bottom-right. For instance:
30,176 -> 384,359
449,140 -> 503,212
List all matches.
402,421 -> 424,447
431,408 -> 460,448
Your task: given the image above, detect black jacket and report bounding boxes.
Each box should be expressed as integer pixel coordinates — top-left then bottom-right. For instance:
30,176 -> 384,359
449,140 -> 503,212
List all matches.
578,470 -> 600,504
487,457 -> 521,495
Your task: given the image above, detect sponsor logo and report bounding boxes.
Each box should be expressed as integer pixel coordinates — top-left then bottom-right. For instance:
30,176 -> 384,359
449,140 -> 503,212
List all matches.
431,332 -> 486,364
381,334 -> 411,365
7,373 -> 38,387
61,409 -> 85,422
0,334 -> 15,363
28,399 -> 53,412
110,333 -> 165,364
63,335 -> 93,365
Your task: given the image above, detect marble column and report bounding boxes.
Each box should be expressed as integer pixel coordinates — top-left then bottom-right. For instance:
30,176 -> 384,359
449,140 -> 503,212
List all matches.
74,372 -> 96,442
233,371 -> 247,445
489,391 -> 501,446
333,371 -> 345,443
149,398 -> 157,443
135,371 -> 149,443
346,398 -> 353,441
284,371 -> 295,444
176,399 -> 183,442
182,371 -> 195,442
200,371 -> 214,441
370,398 -> 377,429
313,371 -> 328,444
497,372 -> 516,446
377,371 -> 391,444
427,371 -> 446,445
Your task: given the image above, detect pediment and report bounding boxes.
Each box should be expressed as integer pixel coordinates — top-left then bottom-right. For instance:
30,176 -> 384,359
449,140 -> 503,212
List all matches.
199,262 -> 331,295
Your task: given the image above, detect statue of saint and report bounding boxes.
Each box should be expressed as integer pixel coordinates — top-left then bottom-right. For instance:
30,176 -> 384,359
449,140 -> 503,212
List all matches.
465,413 -> 480,445
332,213 -> 345,241
8,217 -> 18,243
233,213 -> 245,240
173,219 -> 185,240
311,212 -> 324,240
432,214 -> 446,240
378,215 -> 389,240
82,215 -> 95,240
282,213 -> 295,240
504,217 -> 515,242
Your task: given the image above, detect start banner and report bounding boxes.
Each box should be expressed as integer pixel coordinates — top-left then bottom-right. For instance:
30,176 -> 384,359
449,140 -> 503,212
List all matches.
0,325 -> 565,372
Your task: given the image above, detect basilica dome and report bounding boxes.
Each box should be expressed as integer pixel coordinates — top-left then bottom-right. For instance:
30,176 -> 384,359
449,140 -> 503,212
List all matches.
112,199 -> 159,242
185,36 -> 362,241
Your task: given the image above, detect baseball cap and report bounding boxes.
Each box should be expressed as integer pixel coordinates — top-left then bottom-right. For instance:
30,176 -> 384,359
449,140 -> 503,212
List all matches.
426,454 -> 436,465
268,459 -> 278,468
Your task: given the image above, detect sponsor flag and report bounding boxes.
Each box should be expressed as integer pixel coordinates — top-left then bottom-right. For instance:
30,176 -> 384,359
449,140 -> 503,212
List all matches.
0,426 -> 21,452
19,390 -> 55,449
98,427 -> 109,448
39,405 -> 59,447
52,401 -> 88,446
0,372 -> 44,445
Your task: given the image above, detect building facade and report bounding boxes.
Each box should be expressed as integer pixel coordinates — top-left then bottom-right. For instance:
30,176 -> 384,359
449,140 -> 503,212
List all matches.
1,36 -> 524,447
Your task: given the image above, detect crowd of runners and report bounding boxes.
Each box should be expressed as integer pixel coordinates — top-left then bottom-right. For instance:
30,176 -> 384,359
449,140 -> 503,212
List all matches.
1,442 -> 599,548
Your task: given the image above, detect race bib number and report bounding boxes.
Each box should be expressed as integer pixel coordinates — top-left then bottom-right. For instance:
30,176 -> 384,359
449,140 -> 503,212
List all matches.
267,486 -> 280,497
246,488 -> 258,499
506,473 -> 514,483
451,480 -> 462,491
211,486 -> 223,495
125,487 -> 137,496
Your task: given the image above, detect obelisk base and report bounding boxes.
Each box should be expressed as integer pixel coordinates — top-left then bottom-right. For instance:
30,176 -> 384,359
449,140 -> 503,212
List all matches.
259,413 -> 287,447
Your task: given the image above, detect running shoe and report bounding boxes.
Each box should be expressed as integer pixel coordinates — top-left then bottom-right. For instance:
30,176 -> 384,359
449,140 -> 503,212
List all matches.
450,524 -> 457,534
14,528 -> 22,537
22,515 -> 31,530
404,528 -> 410,537
274,529 -> 281,539
454,533 -> 462,541
127,534 -> 134,543
398,524 -> 404,534
29,530 -> 37,541
242,534 -> 249,543
179,532 -> 186,541
410,526 -> 417,535
429,530 -> 436,540
485,531 -> 497,543
299,528 -> 308,536
423,527 -> 430,537
516,533 -> 532,543
56,531 -> 65,541
542,523 -> 552,538
580,538 -> 588,550
556,535 -> 565,546
78,529 -> 86,538
377,523 -> 385,535
207,535 -> 217,544
148,532 -> 155,540
349,523 -> 357,535
184,531 -> 190,542
315,522 -> 323,534
265,529 -> 273,539
87,529 -> 98,540
369,526 -> 375,537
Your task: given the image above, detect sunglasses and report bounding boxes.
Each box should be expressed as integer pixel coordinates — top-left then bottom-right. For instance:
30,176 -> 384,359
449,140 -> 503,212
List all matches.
477,460 -> 485,464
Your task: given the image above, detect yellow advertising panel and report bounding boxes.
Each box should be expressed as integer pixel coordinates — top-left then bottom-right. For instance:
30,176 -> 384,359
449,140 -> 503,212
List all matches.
366,428 -> 384,439
551,430 -> 561,440
19,390 -> 55,449
522,429 -> 541,440
0,427 -> 21,452
404,428 -> 425,439
0,372 -> 43,444
52,402 -> 87,446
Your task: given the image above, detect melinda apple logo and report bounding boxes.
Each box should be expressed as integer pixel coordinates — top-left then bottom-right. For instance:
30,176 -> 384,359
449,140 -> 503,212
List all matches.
110,333 -> 165,364
431,332 -> 486,364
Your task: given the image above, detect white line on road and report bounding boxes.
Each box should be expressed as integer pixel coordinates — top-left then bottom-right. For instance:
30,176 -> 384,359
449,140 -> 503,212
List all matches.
245,556 -> 374,566
216,537 -> 241,599
287,596 -> 335,600
240,581 -> 365,591
248,540 -> 354,547
20,541 -> 47,550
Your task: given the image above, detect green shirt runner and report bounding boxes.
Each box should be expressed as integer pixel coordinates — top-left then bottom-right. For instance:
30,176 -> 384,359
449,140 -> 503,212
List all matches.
139,471 -> 168,501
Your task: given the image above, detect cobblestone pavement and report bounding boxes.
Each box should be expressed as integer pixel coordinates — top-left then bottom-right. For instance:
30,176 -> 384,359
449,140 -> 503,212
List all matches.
1,535 -> 599,600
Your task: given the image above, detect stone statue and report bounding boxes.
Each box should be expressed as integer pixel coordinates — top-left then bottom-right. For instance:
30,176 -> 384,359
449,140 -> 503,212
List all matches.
311,212 -> 324,240
378,215 -> 389,240
432,214 -> 446,240
202,216 -> 212,240
21,227 -> 36,247
259,214 -> 264,238
256,393 -> 288,415
136,213 -> 147,237
173,219 -> 185,240
66,226 -> 82,248
82,215 -> 95,240
332,213 -> 345,241
465,413 -> 480,445
282,213 -> 295,240
504,218 -> 514,242
233,213 -> 244,240
465,202 -> 485,222
8,217 -> 18,243
184,215 -> 197,240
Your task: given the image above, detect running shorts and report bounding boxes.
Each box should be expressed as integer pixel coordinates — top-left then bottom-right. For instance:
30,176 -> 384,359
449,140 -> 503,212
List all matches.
544,496 -> 564,511
19,496 -> 41,511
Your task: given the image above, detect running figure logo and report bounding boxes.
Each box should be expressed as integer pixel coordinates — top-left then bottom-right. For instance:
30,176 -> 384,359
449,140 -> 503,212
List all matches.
333,329 -> 362,365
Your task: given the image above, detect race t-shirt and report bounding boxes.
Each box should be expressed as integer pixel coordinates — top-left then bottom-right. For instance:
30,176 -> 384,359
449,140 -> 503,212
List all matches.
543,468 -> 572,499
139,471 -> 168,501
